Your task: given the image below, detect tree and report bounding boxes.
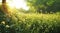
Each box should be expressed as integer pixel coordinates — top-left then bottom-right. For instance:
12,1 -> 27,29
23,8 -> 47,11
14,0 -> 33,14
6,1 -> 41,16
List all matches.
2,0 -> 11,16
26,0 -> 60,13
2,0 -> 12,17
2,0 -> 7,13
26,0 -> 48,13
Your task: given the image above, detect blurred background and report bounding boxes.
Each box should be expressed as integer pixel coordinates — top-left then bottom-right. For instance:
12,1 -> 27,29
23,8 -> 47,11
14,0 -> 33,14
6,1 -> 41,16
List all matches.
0,0 -> 60,33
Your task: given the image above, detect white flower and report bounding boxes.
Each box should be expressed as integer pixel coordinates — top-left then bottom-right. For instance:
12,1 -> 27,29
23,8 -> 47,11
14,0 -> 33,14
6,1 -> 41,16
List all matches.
1,21 -> 5,24
6,25 -> 10,28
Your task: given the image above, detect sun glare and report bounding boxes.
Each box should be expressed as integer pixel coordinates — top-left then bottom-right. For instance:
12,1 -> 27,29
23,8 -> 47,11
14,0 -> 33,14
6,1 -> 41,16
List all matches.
7,0 -> 29,10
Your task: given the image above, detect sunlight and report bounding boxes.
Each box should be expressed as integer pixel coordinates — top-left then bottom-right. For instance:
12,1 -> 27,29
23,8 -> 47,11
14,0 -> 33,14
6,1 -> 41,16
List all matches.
0,0 -> 2,2
0,0 -> 2,4
7,0 -> 29,10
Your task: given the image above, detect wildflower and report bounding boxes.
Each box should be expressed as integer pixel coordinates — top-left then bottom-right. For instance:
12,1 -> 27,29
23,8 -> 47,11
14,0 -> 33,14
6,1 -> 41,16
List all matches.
1,21 -> 5,24
6,25 -> 10,28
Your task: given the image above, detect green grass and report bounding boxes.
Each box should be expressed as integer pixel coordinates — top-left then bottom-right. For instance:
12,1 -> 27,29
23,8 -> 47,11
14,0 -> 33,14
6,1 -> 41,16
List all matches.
0,10 -> 60,33
10,12 -> 60,33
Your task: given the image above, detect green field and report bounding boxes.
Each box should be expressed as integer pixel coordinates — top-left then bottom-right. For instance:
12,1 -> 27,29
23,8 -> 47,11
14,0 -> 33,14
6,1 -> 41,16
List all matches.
0,11 -> 60,33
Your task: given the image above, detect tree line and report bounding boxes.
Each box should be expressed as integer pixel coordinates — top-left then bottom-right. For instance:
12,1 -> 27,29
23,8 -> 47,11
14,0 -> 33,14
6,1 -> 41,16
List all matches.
26,0 -> 60,13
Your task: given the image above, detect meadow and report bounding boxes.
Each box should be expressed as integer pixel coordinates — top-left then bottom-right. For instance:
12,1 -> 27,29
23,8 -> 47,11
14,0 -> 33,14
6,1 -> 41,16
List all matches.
0,10 -> 60,33
0,4 -> 60,33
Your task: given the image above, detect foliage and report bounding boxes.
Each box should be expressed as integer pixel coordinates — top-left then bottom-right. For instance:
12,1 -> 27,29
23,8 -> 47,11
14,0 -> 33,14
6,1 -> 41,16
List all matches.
26,0 -> 60,13
0,7 -> 60,33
